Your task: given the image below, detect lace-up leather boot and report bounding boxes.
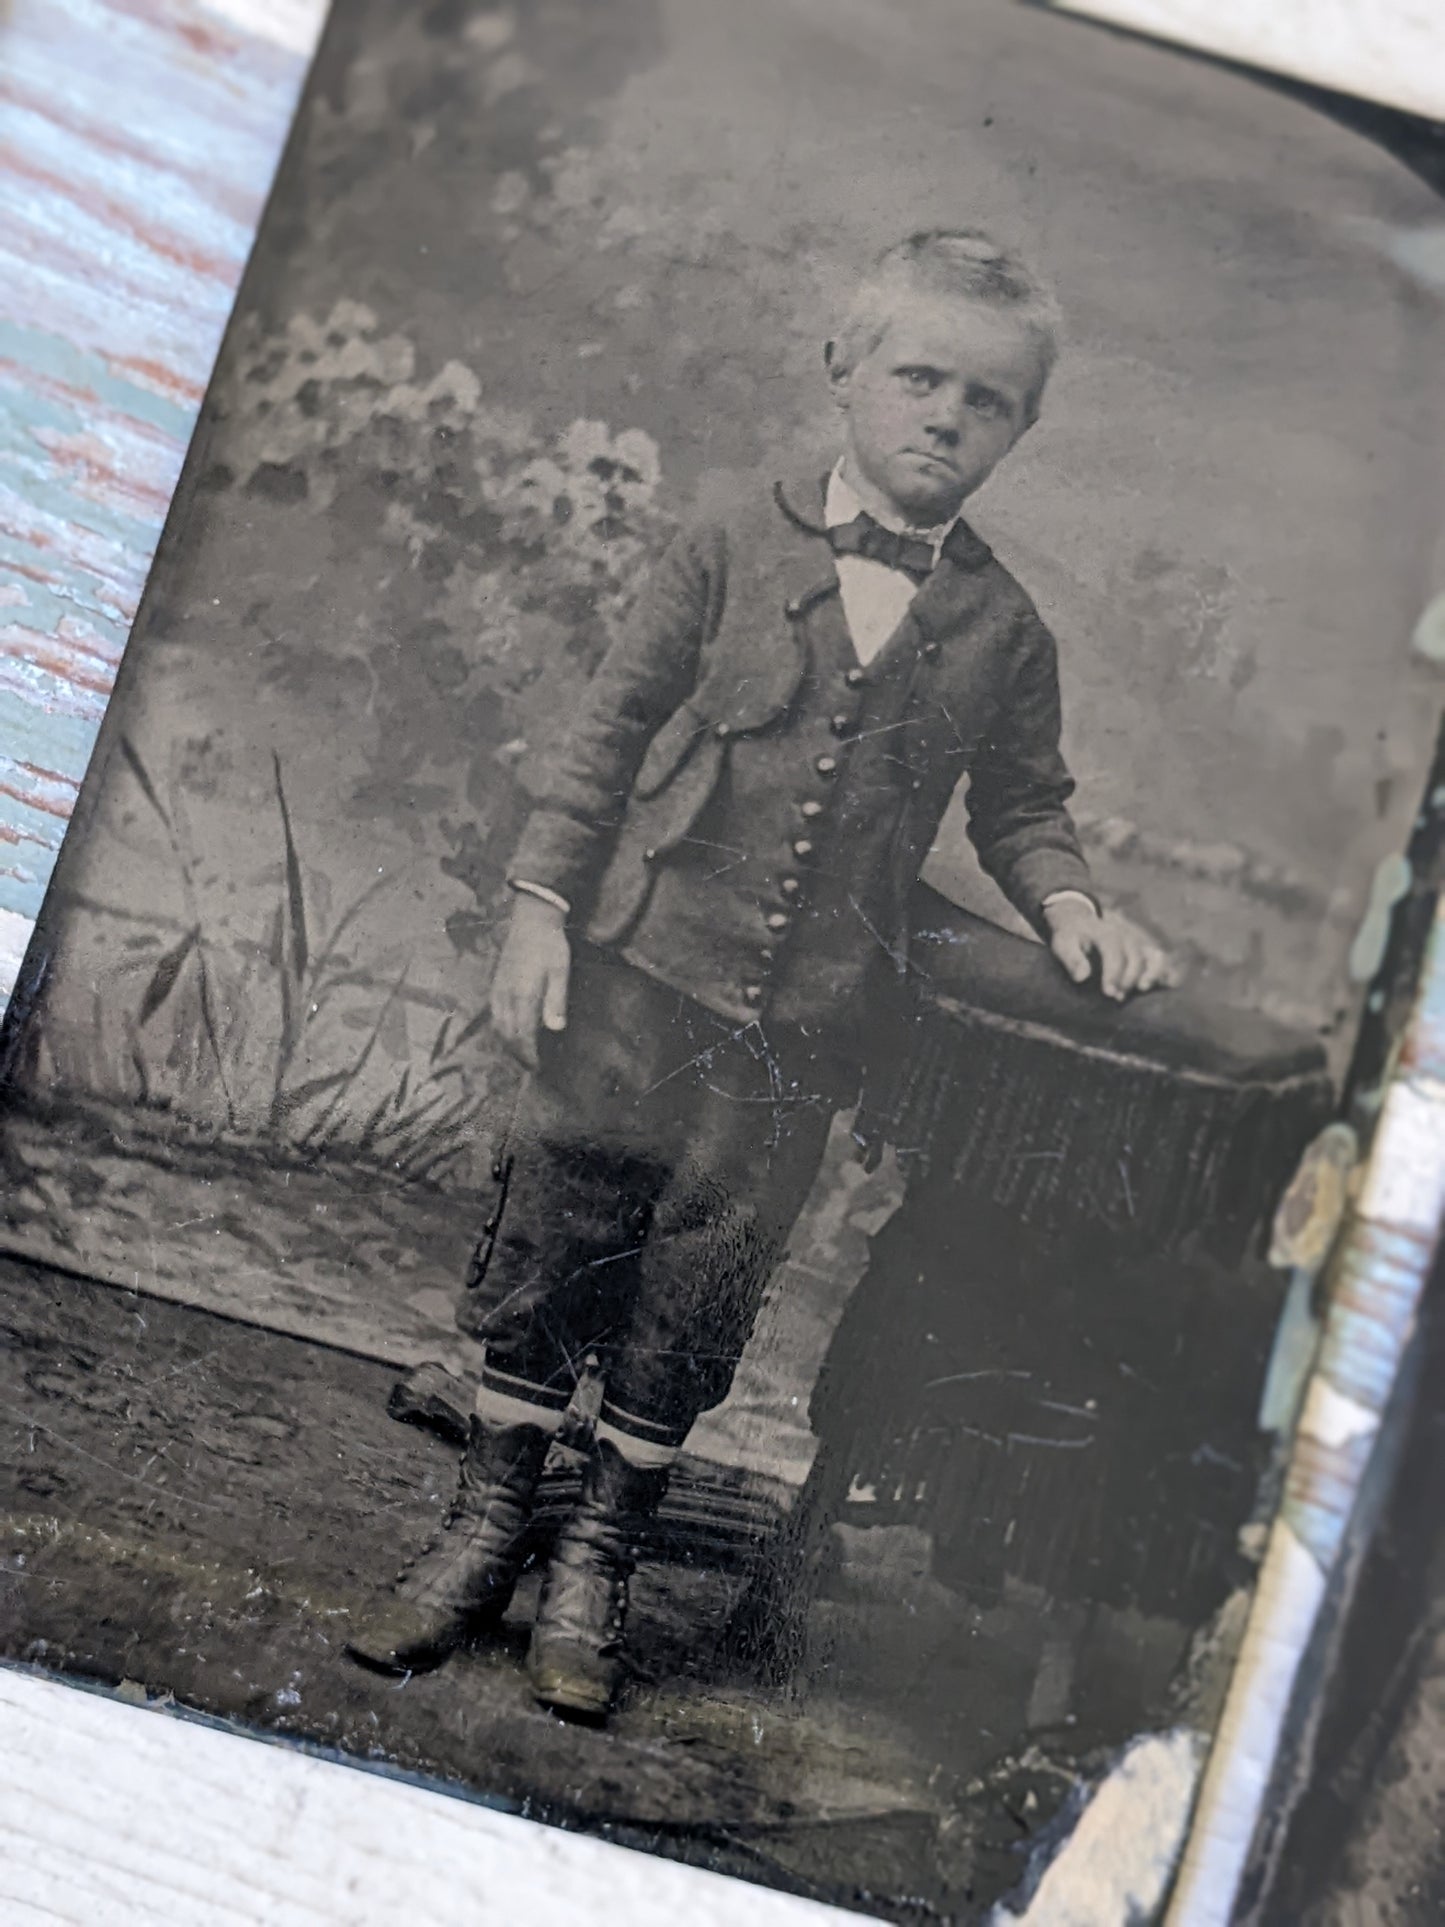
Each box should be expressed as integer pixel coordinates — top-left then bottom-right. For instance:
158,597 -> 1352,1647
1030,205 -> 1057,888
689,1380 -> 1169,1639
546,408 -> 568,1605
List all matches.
346,1415 -> 551,1676
527,1438 -> 670,1719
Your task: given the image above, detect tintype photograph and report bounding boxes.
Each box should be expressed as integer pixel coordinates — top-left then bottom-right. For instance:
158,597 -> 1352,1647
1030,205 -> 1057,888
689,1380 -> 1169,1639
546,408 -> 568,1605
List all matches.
2,0 -> 1442,1919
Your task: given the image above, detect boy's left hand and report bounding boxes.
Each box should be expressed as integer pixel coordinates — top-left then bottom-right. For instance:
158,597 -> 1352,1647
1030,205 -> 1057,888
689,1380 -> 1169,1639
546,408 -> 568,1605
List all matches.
1044,897 -> 1178,1002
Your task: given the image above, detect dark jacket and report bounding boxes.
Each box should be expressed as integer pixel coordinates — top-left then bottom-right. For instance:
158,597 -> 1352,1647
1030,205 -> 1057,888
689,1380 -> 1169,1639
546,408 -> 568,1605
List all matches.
509,468 -> 1094,1028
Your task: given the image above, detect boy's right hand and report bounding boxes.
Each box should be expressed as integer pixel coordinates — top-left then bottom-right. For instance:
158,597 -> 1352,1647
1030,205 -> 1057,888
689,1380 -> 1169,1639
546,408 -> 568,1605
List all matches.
489,893 -> 571,1071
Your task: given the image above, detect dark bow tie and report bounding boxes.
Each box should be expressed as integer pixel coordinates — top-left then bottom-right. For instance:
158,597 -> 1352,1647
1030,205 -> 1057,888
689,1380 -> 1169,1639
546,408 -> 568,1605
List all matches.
827,513 -> 938,582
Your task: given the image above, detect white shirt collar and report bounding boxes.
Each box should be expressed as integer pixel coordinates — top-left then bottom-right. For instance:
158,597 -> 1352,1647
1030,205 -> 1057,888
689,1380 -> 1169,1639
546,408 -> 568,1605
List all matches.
824,459 -> 960,554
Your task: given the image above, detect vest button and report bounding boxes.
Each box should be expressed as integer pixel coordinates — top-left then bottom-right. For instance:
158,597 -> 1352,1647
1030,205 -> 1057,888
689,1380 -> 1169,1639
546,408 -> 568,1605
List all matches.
844,667 -> 865,688
784,595 -> 804,619
800,799 -> 824,819
830,713 -> 853,737
643,846 -> 658,862
766,911 -> 790,932
715,721 -> 732,738
742,984 -> 763,1005
780,876 -> 800,897
921,641 -> 940,660
792,838 -> 814,859
758,947 -> 774,965
815,755 -> 838,777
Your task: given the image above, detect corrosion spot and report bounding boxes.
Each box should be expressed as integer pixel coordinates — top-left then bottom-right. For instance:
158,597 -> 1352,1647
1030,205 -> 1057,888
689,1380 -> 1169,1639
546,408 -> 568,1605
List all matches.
1348,853 -> 1411,983
1412,591 -> 1445,664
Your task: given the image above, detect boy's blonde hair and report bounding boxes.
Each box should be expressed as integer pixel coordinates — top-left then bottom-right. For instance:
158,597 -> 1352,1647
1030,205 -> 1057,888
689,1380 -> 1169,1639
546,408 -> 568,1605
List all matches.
832,229 -> 1061,421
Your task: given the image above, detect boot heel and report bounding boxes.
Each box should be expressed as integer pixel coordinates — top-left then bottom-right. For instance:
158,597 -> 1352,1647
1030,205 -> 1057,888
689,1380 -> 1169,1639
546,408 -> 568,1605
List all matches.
527,1439 -> 669,1720
528,1652 -> 615,1720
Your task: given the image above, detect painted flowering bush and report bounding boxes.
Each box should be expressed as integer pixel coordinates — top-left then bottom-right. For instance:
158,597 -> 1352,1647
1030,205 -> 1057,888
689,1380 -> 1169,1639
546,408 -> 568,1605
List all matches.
225,297 -> 674,950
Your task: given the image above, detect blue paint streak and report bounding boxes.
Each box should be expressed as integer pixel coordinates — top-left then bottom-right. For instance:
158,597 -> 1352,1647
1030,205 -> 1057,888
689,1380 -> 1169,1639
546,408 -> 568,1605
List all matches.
0,686 -> 105,773
0,320 -> 194,441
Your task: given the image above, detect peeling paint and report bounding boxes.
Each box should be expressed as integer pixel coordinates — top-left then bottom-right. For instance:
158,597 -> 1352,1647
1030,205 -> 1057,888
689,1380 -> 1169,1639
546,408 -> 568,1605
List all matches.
1268,1121 -> 1358,1272
1257,1269 -> 1320,1436
0,0 -> 320,951
1379,224 -> 1445,295
199,0 -> 329,59
1168,1525 -> 1326,1926
1413,591 -> 1445,663
995,1729 -> 1205,1926
1358,1073 -> 1445,1236
1348,852 -> 1411,983
1297,1375 -> 1378,1452
1175,894 -> 1445,1923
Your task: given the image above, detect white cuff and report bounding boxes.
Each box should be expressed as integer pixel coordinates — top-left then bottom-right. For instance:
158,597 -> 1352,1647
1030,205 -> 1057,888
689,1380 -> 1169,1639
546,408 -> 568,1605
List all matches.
1041,890 -> 1097,916
509,878 -> 571,916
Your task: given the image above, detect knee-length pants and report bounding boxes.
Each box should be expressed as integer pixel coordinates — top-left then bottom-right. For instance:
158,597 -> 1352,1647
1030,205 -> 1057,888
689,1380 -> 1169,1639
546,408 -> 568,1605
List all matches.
460,947 -> 852,1453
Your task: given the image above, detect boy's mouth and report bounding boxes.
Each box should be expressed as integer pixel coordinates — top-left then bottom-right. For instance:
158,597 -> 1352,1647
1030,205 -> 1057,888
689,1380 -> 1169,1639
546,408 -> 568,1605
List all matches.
901,448 -> 959,478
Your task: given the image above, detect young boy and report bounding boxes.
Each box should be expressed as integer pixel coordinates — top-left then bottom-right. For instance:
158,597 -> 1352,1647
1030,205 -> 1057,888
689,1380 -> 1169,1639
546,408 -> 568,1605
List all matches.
347,230 -> 1171,1715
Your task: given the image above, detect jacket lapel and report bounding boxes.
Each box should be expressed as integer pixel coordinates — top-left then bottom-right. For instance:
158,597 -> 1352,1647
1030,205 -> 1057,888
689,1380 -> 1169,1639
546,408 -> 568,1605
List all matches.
694,466 -> 1001,734
776,465 -> 997,651
696,467 -> 837,733
906,520 -> 996,646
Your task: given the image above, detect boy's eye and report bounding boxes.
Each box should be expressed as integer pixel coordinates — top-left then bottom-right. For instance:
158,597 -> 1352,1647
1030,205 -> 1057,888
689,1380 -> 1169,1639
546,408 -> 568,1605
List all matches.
966,385 -> 1008,419
896,366 -> 941,393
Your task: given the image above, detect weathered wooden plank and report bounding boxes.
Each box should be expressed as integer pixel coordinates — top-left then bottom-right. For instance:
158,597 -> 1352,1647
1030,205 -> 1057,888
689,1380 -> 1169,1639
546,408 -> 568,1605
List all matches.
1049,0 -> 1445,120
0,1667 -> 862,1926
0,0 -> 325,998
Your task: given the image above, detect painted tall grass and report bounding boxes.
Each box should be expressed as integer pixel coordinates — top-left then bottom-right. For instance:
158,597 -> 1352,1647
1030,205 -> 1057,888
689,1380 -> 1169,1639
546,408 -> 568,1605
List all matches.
116,736 -> 488,1186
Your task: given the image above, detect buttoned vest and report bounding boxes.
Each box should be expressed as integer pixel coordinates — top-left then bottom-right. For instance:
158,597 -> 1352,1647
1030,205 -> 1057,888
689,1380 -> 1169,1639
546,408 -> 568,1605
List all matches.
615,580 -> 935,1041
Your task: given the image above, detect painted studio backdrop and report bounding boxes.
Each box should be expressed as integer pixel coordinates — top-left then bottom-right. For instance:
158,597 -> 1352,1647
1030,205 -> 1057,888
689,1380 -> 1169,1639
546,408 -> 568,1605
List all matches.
1,0 -> 1443,1918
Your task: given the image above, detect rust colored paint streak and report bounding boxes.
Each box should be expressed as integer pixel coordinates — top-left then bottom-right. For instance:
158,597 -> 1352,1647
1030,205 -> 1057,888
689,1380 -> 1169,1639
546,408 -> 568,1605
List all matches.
0,546 -> 137,614
33,432 -> 178,524
1317,1219 -> 1427,1413
0,359 -> 186,516
104,0 -> 246,67
1,616 -> 128,675
0,207 -> 229,336
1282,1427 -> 1376,1569
0,76 -> 262,230
175,13 -> 247,65
0,815 -> 60,852
102,355 -> 209,410
0,143 -> 241,288
0,640 -> 123,702
0,766 -> 81,822
0,521 -> 145,626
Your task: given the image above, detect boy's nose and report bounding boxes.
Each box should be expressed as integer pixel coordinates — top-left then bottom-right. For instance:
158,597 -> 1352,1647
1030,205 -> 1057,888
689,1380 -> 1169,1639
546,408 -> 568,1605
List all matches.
923,397 -> 967,444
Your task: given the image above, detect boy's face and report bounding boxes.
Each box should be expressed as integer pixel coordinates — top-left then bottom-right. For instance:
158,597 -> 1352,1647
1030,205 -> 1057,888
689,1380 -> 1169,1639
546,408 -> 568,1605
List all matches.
829,290 -> 1045,524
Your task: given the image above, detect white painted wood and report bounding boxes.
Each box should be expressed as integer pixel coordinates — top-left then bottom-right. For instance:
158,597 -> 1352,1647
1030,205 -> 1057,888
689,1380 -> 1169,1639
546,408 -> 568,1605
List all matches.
0,1668 -> 869,1925
0,907 -> 33,1001
199,0 -> 329,56
1054,0 -> 1445,120
1166,1524 -> 1329,1925
1169,901 -> 1445,1921
995,1730 -> 1205,1925
1357,1072 -> 1445,1235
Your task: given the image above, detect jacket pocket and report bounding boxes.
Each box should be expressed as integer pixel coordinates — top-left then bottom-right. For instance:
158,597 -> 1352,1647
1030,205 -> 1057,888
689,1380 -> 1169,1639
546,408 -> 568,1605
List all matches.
586,735 -> 724,946
632,700 -> 710,800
